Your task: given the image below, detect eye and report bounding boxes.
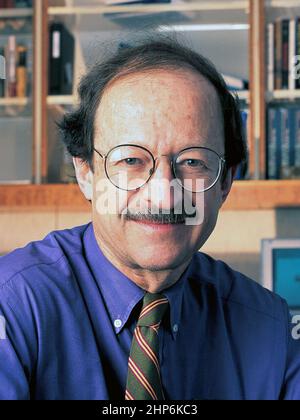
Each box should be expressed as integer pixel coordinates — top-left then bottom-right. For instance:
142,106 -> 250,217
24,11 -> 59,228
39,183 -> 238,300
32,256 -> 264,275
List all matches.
187,159 -> 202,167
122,158 -> 143,166
181,159 -> 207,168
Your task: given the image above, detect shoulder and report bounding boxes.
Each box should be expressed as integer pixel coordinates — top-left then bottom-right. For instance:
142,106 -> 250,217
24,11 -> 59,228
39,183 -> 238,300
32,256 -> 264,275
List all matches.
0,223 -> 90,293
191,251 -> 287,322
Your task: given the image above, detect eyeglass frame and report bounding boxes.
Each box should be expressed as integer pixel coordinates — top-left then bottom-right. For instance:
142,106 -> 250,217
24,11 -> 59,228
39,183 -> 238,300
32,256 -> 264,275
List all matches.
93,143 -> 226,193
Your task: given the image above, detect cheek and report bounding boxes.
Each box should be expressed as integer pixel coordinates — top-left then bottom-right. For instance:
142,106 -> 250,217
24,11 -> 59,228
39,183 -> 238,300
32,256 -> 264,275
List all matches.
202,189 -> 222,232
93,175 -> 134,218
188,189 -> 221,233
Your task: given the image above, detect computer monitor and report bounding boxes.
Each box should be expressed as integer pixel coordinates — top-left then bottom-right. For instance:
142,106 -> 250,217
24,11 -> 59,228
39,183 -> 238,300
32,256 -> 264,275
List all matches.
261,239 -> 300,314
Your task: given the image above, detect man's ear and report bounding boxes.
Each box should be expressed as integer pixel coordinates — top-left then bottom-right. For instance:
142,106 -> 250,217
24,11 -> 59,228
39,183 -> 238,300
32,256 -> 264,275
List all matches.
220,165 -> 237,205
73,157 -> 93,201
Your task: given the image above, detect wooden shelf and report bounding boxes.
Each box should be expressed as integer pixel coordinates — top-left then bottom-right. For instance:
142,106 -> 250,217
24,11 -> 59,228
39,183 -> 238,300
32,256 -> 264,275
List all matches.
0,180 -> 300,211
48,1 -> 249,16
47,95 -> 76,106
0,97 -> 30,106
0,184 -> 90,212
266,90 -> 300,101
0,8 -> 33,18
223,180 -> 300,210
268,0 -> 300,8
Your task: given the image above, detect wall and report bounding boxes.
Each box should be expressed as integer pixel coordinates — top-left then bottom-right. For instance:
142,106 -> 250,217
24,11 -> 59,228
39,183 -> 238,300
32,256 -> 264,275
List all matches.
1,207 -> 300,285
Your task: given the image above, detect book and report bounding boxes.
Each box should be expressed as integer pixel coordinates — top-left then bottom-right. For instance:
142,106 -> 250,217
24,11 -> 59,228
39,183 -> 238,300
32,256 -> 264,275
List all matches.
49,22 -> 75,95
268,17 -> 300,90
0,0 -> 32,7
0,47 -> 4,97
289,19 -> 296,90
267,22 -> 274,92
267,107 -> 281,180
16,44 -> 27,97
234,109 -> 248,180
6,35 -> 16,97
0,39 -> 31,98
296,18 -> 300,89
295,109 -> 300,176
281,19 -> 289,89
267,104 -> 300,180
280,107 -> 291,179
275,19 -> 282,90
3,0 -> 15,7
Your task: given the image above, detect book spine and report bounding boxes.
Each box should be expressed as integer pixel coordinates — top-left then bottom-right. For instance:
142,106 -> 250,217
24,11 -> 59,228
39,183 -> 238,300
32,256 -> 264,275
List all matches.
275,20 -> 282,90
282,19 -> 289,89
267,22 -> 274,92
296,18 -> 300,89
234,110 -> 248,180
289,107 -> 296,175
16,45 -> 27,97
267,107 -> 279,179
0,47 -> 5,97
6,35 -> 16,97
295,109 -> 300,172
49,23 -> 62,94
5,0 -> 15,7
289,19 -> 296,90
280,107 -> 290,178
276,107 -> 282,179
15,0 -> 32,7
60,25 -> 75,95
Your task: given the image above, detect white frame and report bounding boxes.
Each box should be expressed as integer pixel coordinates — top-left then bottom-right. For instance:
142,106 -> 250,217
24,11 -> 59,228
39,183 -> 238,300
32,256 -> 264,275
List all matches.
261,239 -> 300,293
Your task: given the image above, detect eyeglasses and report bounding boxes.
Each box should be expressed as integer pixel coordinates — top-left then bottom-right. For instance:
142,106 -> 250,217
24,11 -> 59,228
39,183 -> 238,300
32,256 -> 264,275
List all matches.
93,144 -> 226,193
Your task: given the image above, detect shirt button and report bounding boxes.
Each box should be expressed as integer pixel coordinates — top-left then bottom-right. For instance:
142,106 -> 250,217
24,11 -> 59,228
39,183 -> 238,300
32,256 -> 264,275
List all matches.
114,319 -> 122,329
173,324 -> 178,333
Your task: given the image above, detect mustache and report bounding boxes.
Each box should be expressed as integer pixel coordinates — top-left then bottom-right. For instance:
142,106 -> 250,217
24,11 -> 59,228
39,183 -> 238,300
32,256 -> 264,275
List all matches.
124,208 -> 196,224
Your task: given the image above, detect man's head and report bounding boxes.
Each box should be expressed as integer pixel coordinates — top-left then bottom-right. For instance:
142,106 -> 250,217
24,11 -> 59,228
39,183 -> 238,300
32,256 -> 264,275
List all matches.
59,37 -> 246,276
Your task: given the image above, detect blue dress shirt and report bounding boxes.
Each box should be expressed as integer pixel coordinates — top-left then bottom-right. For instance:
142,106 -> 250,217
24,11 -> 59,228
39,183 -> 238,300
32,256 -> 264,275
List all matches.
0,222 -> 299,400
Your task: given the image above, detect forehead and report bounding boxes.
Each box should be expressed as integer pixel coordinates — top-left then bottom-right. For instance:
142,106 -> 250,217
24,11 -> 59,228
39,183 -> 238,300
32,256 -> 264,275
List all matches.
94,68 -> 224,152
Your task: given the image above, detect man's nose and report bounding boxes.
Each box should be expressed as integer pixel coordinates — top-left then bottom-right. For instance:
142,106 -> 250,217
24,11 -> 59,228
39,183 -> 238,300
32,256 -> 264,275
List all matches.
140,157 -> 182,211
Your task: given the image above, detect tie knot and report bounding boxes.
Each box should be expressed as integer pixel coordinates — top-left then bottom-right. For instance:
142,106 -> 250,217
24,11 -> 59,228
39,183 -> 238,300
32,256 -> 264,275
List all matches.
137,292 -> 169,328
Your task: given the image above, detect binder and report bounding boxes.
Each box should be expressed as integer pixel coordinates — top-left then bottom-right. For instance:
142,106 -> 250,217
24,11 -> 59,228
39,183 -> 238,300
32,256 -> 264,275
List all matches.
49,22 -> 75,95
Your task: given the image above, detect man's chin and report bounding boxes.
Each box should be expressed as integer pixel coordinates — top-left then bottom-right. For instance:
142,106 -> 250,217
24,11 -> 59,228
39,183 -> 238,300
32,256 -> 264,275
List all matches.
128,248 -> 190,272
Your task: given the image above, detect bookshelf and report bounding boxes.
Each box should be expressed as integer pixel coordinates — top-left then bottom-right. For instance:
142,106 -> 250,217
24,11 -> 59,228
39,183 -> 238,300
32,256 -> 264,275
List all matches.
0,0 -> 300,211
0,97 -> 29,105
0,1 -> 33,184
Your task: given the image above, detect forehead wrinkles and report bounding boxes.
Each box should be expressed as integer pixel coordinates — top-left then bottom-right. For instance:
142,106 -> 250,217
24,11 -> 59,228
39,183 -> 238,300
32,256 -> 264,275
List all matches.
95,69 -> 223,142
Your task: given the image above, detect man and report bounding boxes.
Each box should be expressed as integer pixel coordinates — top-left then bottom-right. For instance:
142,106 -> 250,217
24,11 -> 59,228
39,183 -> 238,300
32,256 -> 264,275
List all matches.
0,38 -> 299,400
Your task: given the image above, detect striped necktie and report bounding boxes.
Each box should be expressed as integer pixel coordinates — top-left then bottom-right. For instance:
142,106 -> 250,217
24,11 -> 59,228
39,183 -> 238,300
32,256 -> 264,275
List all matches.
125,292 -> 169,400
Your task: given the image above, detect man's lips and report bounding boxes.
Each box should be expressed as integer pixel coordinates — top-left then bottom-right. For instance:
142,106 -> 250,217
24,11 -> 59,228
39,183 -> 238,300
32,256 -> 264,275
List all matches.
128,218 -> 185,231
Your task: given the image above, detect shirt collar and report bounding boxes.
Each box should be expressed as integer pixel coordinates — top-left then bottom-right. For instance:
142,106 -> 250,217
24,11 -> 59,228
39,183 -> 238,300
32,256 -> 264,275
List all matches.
83,223 -> 195,340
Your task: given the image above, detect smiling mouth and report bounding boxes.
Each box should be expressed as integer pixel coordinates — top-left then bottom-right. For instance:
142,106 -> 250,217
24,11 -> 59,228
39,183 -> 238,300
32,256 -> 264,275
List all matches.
124,211 -> 187,224
128,218 -> 186,232
131,219 -> 185,225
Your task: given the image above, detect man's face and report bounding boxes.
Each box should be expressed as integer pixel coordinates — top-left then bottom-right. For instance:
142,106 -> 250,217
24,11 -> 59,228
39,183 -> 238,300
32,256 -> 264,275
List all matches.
92,68 -> 227,271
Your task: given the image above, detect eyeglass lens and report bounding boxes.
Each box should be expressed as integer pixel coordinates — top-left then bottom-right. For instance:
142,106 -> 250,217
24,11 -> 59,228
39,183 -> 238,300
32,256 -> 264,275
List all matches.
105,145 -> 222,192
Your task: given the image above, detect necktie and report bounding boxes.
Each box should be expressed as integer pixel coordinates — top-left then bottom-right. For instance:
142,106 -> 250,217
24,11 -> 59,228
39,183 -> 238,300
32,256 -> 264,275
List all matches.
125,292 -> 169,400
